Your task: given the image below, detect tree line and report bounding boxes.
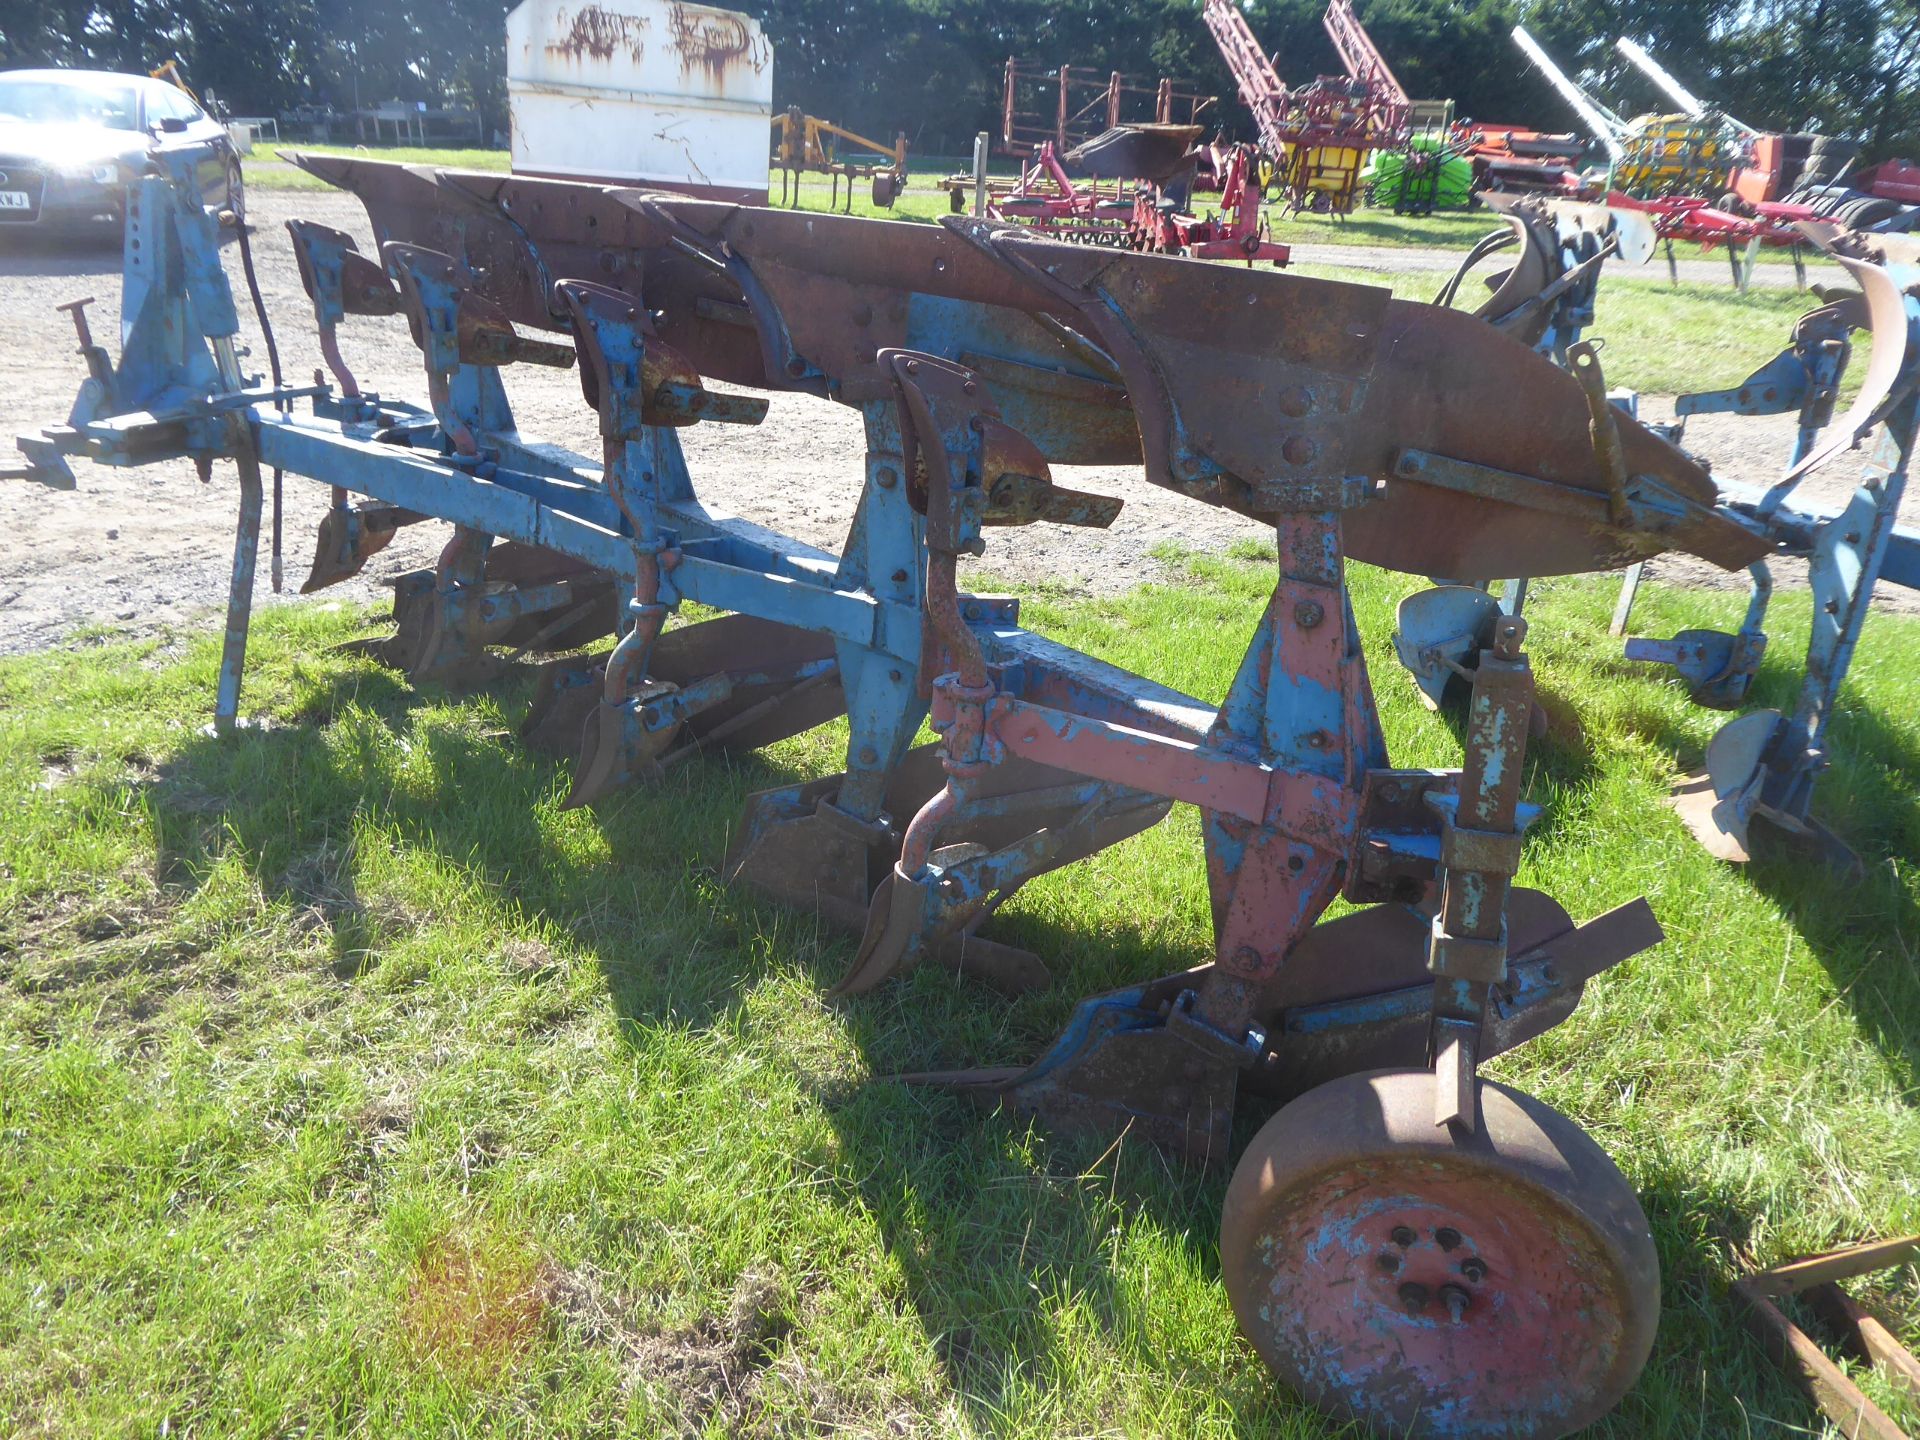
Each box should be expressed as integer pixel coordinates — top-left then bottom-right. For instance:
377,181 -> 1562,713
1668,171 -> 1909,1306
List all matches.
3,0 -> 1917,161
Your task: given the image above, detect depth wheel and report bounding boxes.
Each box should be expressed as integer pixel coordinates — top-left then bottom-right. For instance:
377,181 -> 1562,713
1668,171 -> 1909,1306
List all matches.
1221,1068 -> 1658,1439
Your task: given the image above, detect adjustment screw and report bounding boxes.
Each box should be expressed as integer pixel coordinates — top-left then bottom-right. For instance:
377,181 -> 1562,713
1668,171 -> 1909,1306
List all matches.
1435,1227 -> 1462,1251
1440,1284 -> 1471,1322
1390,1226 -> 1416,1247
1397,1283 -> 1428,1313
1460,1257 -> 1488,1283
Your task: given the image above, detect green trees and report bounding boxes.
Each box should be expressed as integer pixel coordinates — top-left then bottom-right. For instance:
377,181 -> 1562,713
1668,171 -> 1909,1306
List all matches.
0,0 -> 1914,160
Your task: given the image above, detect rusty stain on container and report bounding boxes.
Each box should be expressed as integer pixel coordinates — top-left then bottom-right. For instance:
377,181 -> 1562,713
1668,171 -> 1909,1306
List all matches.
668,1 -> 769,82
547,5 -> 650,63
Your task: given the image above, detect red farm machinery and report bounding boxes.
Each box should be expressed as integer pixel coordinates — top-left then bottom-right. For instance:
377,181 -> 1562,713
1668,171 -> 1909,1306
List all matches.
1202,0 -> 1414,215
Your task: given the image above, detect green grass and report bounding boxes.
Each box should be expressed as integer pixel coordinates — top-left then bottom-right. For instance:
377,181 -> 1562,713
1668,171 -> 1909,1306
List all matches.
2,558 -> 1916,1436
1286,259 -> 1834,397
247,145 -> 512,193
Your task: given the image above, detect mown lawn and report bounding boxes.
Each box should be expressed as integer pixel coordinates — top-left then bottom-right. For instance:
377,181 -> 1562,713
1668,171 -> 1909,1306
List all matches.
2,557 -> 1916,1438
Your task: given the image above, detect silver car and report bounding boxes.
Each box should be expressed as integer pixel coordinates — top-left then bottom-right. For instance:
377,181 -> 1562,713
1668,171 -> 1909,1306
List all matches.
0,68 -> 242,234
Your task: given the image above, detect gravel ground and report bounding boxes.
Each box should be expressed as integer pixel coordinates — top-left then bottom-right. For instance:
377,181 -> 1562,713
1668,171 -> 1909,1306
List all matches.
0,187 -> 1910,658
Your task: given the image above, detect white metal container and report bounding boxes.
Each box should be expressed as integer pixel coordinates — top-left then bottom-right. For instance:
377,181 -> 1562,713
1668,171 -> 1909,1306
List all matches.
506,0 -> 772,202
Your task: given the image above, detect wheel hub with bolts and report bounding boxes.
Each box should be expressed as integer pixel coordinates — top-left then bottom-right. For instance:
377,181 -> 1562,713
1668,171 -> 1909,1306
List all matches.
1221,1069 -> 1660,1439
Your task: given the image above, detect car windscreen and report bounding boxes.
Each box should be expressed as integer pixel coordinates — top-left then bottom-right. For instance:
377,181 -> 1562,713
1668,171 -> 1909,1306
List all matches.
0,77 -> 140,130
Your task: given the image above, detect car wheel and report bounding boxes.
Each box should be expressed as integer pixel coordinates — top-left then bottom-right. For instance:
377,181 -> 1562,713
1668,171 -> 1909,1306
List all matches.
226,161 -> 246,223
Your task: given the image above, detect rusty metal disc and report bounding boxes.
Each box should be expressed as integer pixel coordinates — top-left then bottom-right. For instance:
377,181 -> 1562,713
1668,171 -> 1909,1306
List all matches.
1220,1068 -> 1659,1438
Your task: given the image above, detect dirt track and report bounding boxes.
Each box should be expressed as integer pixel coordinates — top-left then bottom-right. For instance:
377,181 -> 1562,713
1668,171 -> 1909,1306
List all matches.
0,188 -> 1909,657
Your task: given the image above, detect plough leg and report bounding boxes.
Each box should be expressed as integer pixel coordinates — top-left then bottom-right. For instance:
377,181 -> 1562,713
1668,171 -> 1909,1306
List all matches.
1673,393 -> 1919,865
726,403 -> 931,917
213,447 -> 265,735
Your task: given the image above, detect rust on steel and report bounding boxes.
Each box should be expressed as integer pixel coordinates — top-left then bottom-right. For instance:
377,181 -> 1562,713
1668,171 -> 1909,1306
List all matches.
547,5 -> 650,63
1736,1236 -> 1920,1440
286,151 -> 1771,582
667,2 -> 769,83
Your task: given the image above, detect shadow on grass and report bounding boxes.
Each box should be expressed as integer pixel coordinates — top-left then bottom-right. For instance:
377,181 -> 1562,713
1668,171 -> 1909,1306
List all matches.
146,653 -> 823,1032
1605,666 -> 1920,1095
130,640 -> 1320,1428
127,610 -> 1915,1436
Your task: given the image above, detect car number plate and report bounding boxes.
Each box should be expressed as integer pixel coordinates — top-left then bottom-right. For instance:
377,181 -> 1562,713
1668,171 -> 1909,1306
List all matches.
0,191 -> 30,210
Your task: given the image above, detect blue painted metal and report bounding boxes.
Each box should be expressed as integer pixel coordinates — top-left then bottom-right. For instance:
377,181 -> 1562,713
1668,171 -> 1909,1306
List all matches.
1673,346 -> 1811,421
18,155 -> 1652,1162
827,403 -> 931,820
1622,291 -> 1905,729
1392,586 -> 1501,708
12,158 -> 1703,1429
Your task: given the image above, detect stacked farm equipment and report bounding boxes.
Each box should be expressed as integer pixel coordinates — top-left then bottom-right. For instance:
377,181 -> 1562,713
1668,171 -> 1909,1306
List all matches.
951,130 -> 1288,264
1513,27 -> 1824,285
1202,0 -> 1413,215
25,124 -> 1897,1431
1619,36 -> 1920,238
995,57 -> 1217,161
1457,125 -> 1591,197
